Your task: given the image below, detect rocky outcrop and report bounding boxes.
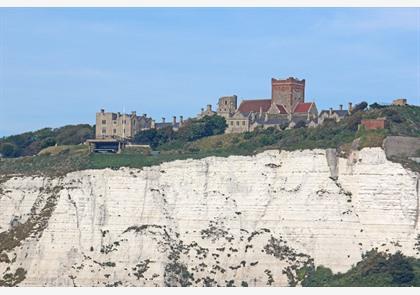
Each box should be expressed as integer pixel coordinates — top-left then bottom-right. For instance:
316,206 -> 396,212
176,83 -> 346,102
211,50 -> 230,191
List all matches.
383,136 -> 420,158
0,148 -> 419,286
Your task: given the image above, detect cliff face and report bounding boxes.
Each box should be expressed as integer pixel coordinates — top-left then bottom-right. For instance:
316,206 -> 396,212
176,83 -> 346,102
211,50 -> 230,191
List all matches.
0,148 -> 419,287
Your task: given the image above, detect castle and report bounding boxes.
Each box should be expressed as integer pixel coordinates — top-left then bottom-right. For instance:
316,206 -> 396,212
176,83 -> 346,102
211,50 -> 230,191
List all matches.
210,77 -> 319,133
95,110 -> 152,140
95,76 -> 360,141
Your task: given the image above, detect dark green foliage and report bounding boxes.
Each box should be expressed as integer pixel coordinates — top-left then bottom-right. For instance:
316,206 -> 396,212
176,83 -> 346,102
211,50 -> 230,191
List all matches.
352,101 -> 368,113
0,142 -> 19,157
133,127 -> 175,149
369,102 -> 386,109
302,250 -> 420,287
0,124 -> 94,158
134,115 -> 227,148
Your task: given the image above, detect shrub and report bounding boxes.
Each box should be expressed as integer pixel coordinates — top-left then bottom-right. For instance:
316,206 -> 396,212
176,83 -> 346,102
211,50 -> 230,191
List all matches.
352,101 -> 368,113
0,124 -> 94,158
0,143 -> 19,157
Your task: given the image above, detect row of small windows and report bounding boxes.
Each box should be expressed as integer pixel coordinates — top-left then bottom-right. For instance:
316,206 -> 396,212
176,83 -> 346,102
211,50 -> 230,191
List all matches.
230,121 -> 246,126
102,120 -> 128,125
102,128 -> 118,134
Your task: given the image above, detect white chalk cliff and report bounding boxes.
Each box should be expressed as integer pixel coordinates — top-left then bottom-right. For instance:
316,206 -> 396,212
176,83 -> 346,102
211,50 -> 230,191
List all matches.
0,147 -> 419,286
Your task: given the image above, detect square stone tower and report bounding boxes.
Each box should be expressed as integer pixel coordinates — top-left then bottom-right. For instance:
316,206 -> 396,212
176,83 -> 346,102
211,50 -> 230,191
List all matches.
217,95 -> 238,118
271,77 -> 305,113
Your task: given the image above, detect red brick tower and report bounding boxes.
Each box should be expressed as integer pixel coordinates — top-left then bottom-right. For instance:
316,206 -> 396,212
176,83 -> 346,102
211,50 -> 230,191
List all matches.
271,77 -> 305,113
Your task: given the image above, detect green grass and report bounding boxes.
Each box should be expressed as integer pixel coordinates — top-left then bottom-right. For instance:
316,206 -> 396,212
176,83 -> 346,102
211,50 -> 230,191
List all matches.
0,105 -> 419,177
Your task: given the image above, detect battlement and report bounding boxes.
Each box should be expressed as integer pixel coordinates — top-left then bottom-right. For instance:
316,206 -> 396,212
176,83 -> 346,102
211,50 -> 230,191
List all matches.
271,77 -> 305,85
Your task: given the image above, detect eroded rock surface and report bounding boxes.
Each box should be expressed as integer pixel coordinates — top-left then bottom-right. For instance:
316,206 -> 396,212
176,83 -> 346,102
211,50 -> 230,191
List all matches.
0,148 -> 419,286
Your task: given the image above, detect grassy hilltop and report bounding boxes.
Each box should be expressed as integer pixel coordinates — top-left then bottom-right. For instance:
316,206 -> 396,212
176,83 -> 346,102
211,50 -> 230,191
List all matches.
0,103 -> 419,177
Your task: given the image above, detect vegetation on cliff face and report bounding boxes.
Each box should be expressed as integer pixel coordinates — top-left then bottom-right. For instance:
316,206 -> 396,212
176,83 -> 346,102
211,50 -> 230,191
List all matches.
0,104 -> 418,177
302,250 -> 420,287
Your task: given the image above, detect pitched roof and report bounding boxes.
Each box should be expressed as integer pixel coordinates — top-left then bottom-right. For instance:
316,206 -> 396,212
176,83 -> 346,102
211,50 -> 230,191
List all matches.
155,122 -> 173,129
275,104 -> 288,114
319,109 -> 349,117
293,102 -> 313,113
238,99 -> 271,114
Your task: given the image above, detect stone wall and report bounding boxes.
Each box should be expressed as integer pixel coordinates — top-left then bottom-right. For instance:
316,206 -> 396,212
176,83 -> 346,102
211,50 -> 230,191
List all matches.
271,77 -> 305,112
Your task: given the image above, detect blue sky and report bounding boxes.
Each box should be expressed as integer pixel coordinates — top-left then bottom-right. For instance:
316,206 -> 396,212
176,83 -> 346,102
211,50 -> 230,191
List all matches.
0,8 -> 419,137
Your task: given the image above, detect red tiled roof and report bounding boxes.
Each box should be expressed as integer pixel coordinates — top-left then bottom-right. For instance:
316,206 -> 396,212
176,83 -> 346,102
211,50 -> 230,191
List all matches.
293,102 -> 313,113
275,104 -> 288,114
238,99 -> 271,113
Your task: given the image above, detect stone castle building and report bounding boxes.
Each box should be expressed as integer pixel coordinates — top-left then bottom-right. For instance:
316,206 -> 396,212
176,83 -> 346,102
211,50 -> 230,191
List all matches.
95,109 -> 152,140
214,77 -> 318,133
318,103 -> 352,125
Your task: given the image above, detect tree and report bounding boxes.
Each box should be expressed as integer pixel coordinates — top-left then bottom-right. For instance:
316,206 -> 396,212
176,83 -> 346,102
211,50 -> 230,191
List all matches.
352,101 -> 368,113
0,142 -> 19,157
369,103 -> 386,109
176,115 -> 227,142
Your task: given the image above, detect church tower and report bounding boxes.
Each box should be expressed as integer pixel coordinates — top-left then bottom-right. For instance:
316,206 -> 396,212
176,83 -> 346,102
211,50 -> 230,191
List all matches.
271,77 -> 305,113
217,95 -> 238,118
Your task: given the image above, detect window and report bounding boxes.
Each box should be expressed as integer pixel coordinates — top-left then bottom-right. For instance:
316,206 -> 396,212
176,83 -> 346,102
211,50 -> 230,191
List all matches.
225,101 -> 227,105
236,121 -> 239,126
123,120 -> 126,124
102,120 -> 106,124
242,121 -> 245,126
113,129 -> 116,134
102,128 -> 106,134
230,121 -> 234,126
113,120 -> 116,124
133,121 -> 136,126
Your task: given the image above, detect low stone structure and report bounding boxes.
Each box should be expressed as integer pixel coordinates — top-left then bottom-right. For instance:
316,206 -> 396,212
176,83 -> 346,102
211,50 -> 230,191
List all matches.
360,118 -> 387,130
392,98 -> 408,106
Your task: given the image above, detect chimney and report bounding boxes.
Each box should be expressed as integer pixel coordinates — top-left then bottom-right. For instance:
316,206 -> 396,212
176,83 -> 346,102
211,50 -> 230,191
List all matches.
143,113 -> 147,118
348,102 -> 353,113
151,120 -> 156,129
162,117 -> 165,123
207,104 -> 212,111
201,108 -> 204,112
173,116 -> 176,125
100,108 -> 105,113
339,104 -> 343,111
329,108 -> 333,116
180,115 -> 184,123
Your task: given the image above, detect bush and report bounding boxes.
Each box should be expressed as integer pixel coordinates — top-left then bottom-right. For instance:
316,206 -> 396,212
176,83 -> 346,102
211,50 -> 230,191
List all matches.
0,143 -> 19,157
352,101 -> 368,113
134,115 -> 227,149
0,124 -> 94,158
303,250 -> 418,287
